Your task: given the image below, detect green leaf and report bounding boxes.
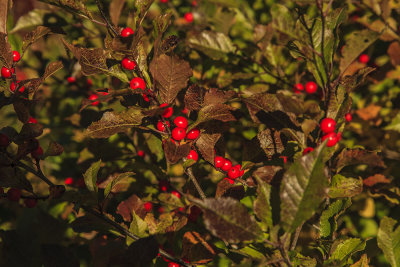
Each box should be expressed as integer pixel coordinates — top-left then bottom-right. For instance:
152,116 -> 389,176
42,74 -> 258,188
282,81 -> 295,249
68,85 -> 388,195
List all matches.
128,211 -> 148,242
320,198 -> 352,238
377,216 -> 400,267
190,197 -> 262,243
187,30 -> 235,60
104,172 -> 135,199
329,175 -> 363,198
270,4 -> 296,39
280,143 -> 328,232
10,9 -> 49,33
385,113 -> 400,132
83,160 -> 101,193
330,238 -> 366,263
253,175 -> 273,231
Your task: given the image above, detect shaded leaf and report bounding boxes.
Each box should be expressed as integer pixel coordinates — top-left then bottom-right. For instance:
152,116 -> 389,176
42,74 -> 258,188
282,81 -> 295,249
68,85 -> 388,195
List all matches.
181,231 -> 216,264
215,179 -> 245,200
13,99 -> 31,123
187,30 -> 235,60
335,149 -> 385,172
116,194 -> 146,222
124,237 -> 159,267
195,121 -> 223,163
330,238 -> 366,262
45,141 -> 64,156
377,216 -> 400,267
257,129 -> 284,159
329,174 -> 363,198
203,88 -> 236,106
43,61 -> 63,80
70,214 -> 113,233
42,244 -> 79,267
23,26 -> 62,52
11,9 -> 49,33
104,172 -> 135,199
0,167 -> 33,192
158,192 -> 185,208
191,104 -> 235,129
0,33 -> 13,68
252,165 -> 283,184
253,175 -> 273,231
83,160 -> 101,194
184,84 -> 206,111
163,139 -> 191,164
320,198 -> 352,238
17,123 -> 43,140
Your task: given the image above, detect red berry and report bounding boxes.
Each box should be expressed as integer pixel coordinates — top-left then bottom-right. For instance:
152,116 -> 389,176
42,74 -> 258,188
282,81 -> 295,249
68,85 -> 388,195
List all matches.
305,81 -> 317,94
1,67 -> 12,78
7,188 -> 21,202
24,198 -> 37,208
240,169 -> 245,177
345,113 -> 352,122
359,54 -> 369,64
173,116 -> 188,128
168,263 -> 180,267
293,83 -> 304,93
160,103 -> 173,118
10,81 -> 25,93
31,146 -> 43,159
280,156 -> 288,164
144,202 -> 153,212
121,27 -> 134,37
337,132 -> 342,141
182,107 -> 188,114
214,156 -> 224,168
160,0 -> 168,3
172,127 -> 186,141
159,180 -> 169,192
221,159 -> 232,172
158,206 -> 165,213
227,165 -> 240,179
187,150 -> 198,161
192,0 -> 197,6
171,190 -> 181,199
0,133 -> 10,147
87,79 -> 93,87
223,177 -> 234,184
322,132 -> 338,147
89,94 -> 99,106
320,118 -> 336,134
184,12 -> 194,23
130,77 -> 146,90
67,76 -> 76,83
121,58 -> 136,70
157,120 -> 170,132
12,51 -> 21,62
303,147 -> 314,155
137,150 -> 145,157
186,128 -> 200,140
28,117 -> 38,124
65,177 -> 74,185
143,94 -> 150,102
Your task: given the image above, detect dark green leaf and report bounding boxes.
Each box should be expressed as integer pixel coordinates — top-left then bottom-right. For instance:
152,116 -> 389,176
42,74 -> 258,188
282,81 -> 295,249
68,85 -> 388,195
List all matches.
320,198 -> 352,238
377,216 -> 400,267
329,174 -> 363,198
330,238 -> 366,263
83,160 -> 101,193
253,175 -> 273,231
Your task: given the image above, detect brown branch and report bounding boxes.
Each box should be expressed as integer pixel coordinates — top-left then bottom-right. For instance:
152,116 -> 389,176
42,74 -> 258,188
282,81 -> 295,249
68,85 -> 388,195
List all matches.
183,159 -> 206,200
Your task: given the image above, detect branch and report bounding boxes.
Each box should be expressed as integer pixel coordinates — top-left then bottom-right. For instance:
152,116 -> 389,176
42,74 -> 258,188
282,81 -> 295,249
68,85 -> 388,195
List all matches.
94,0 -> 119,36
183,159 -> 206,200
17,161 -> 54,186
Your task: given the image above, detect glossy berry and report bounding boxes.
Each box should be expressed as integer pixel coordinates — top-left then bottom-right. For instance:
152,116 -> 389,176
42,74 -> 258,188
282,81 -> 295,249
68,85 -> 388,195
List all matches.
65,177 -> 74,185
187,150 -> 198,161
0,133 -> 10,147
214,156 -> 224,168
174,116 -> 188,128
10,81 -> 25,93
143,94 -> 150,102
159,180 -> 169,192
67,76 -> 76,83
13,51 -> 21,62
24,198 -> 37,208
121,58 -> 136,70
322,132 -> 338,147
130,77 -> 146,90
160,0 -> 168,3
320,118 -> 336,134
157,120 -> 170,132
184,12 -> 194,23
359,54 -> 369,64
345,113 -> 352,122
87,79 -> 93,87
144,202 -> 153,212
1,67 -> 12,78
293,83 -> 304,93
31,146 -> 43,159
172,127 -> 186,141
227,165 -> 241,179
171,190 -> 181,199
168,262 -> 180,267
28,117 -> 38,124
89,94 -> 99,106
223,177 -> 234,185
137,150 -> 145,157
305,81 -> 317,94
221,159 -> 232,172
7,188 -> 21,202
160,103 -> 173,118
186,128 -> 200,140
303,147 -> 314,155
121,27 -> 134,37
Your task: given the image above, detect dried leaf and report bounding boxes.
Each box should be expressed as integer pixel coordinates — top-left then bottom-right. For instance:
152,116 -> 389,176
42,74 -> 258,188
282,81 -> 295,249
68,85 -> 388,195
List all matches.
203,88 -> 236,106
43,61 -> 63,80
184,84 -> 206,111
363,174 -> 391,187
252,165 -> 283,184
116,194 -> 146,222
257,129 -> 284,159
109,0 -> 126,26
195,122 -> 223,163
0,33 -> 13,68
163,139 -> 191,164
335,149 -> 385,172
181,231 -> 215,264
45,141 -> 64,156
355,104 -> 381,121
191,104 -> 235,129
215,179 -> 245,200
23,26 -> 62,52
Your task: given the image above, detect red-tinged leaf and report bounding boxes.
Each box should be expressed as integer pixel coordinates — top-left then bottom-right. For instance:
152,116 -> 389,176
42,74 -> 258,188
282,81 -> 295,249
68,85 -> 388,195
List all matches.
117,194 -> 147,222
388,41 -> 400,66
335,149 -> 385,172
191,197 -> 262,243
181,231 -> 216,264
215,179 -> 245,200
163,139 -> 191,164
363,174 -> 391,187
355,104 -> 381,121
184,84 -> 206,111
0,33 -> 13,68
149,53 -> 193,104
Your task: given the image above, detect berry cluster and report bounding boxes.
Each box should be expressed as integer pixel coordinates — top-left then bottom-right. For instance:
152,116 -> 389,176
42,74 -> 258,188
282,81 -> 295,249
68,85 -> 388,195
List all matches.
293,81 -> 318,94
214,156 -> 244,184
1,187 -> 38,208
1,51 -> 25,94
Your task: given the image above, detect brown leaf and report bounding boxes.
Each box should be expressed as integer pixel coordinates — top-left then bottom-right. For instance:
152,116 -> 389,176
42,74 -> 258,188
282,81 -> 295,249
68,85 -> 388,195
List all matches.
181,231 -> 215,264
13,98 -> 30,123
215,179 -> 245,200
116,194 -> 146,221
387,41 -> 400,66
184,84 -> 206,111
23,26 -> 62,52
149,54 -> 192,104
0,33 -> 13,68
109,0 -> 126,26
252,165 -> 283,184
203,88 -> 236,106
335,149 -> 386,172
192,104 -> 236,128
163,139 -> 191,164
355,104 -> 381,121
17,123 -> 43,140
45,141 -> 64,156
257,129 -> 284,159
363,174 -> 391,187
43,61 -> 63,80
195,122 -> 224,164
244,93 -> 282,123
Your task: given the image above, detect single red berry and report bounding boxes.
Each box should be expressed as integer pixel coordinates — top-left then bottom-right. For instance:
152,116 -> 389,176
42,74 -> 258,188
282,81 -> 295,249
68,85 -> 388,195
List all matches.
322,132 -> 338,147
157,120 -> 170,132
173,116 -> 188,128
227,165 -> 240,179
223,177 -> 234,184
12,51 -> 21,62
345,113 -> 352,122
24,198 -> 37,208
137,150 -> 145,157
89,94 -> 99,106
130,77 -> 146,90
159,180 -> 169,192
172,127 -> 186,141
10,81 -> 25,93
186,128 -> 200,140
187,150 -> 198,161
143,94 -> 150,102
160,0 -> 168,3
184,12 -> 194,23
280,155 -> 288,164
31,146 -> 43,159
171,190 -> 181,199
158,206 -> 165,213
121,27 -> 134,37
121,58 -> 136,70
192,0 -> 197,6
240,169 -> 245,177
293,83 -> 304,93
65,177 -> 74,185
144,202 -> 153,212
359,54 -> 369,64
182,107 -> 188,114
303,147 -> 314,155
67,76 -> 76,83
168,263 -> 180,267
305,81 -> 317,94
0,133 -> 10,147
1,67 -> 12,78
98,91 -> 109,96
28,117 -> 38,124
320,118 -> 336,134
160,103 -> 173,118
7,188 -> 21,202
214,156 -> 224,168
87,79 -> 93,87
337,132 -> 342,141
221,158 -> 232,172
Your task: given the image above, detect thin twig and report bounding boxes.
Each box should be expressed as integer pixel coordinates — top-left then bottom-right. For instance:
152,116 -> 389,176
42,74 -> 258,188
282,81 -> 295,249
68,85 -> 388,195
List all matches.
17,161 -> 54,186
94,0 -> 119,36
290,223 -> 303,250
184,160 -> 206,199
